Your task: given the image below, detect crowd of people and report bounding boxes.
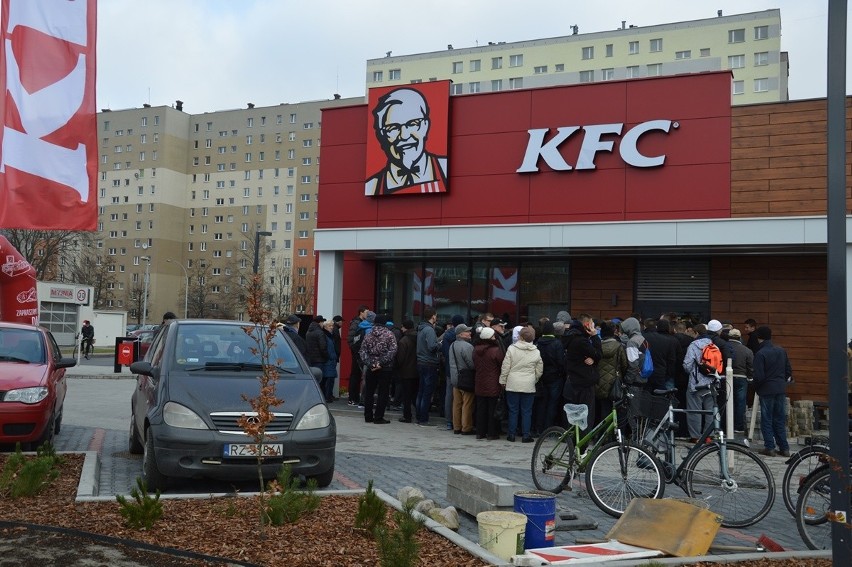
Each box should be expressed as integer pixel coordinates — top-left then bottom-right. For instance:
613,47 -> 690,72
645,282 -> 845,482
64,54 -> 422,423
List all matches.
294,306 -> 794,457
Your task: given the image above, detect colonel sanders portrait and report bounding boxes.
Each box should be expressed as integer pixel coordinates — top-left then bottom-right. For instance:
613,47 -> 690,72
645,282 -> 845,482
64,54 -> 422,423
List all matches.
365,87 -> 448,196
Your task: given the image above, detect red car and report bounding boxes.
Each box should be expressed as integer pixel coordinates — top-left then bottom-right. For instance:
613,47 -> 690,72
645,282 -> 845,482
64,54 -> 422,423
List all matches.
0,322 -> 75,450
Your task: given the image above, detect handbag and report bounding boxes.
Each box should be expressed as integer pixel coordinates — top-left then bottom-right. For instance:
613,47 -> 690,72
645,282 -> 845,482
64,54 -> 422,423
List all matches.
451,343 -> 475,392
493,391 -> 507,421
609,377 -> 624,402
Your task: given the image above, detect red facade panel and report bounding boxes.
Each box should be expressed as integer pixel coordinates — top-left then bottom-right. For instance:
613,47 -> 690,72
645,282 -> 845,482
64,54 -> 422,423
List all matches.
318,72 -> 732,229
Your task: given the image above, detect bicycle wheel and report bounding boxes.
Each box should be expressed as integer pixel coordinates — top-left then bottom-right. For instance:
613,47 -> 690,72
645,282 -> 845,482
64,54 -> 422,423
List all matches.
782,445 -> 829,516
531,426 -> 574,494
585,441 -> 665,518
796,467 -> 833,550
685,443 -> 775,527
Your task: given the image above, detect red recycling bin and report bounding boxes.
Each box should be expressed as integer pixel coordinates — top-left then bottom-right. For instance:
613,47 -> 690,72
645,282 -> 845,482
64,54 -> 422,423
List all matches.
117,341 -> 135,366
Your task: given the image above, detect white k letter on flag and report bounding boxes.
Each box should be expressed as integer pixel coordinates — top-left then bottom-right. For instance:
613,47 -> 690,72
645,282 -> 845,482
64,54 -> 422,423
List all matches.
0,0 -> 97,230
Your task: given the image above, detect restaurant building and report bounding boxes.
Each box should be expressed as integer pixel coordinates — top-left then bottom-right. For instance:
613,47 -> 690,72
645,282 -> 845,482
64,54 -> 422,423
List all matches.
314,71 -> 851,401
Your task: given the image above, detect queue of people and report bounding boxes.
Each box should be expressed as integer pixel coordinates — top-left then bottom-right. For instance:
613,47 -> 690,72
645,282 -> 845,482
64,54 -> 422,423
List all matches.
295,306 -> 793,456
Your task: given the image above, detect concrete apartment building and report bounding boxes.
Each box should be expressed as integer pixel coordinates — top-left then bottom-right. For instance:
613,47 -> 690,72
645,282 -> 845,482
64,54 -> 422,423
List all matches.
366,9 -> 787,105
96,96 -> 359,324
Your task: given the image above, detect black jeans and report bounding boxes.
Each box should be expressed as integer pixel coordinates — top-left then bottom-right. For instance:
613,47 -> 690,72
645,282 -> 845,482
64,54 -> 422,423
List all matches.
348,352 -> 362,403
363,367 -> 392,422
475,395 -> 501,438
399,378 -> 419,421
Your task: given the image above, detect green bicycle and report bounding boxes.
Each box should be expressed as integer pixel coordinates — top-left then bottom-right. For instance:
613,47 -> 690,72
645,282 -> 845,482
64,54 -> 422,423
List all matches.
530,388 -> 664,505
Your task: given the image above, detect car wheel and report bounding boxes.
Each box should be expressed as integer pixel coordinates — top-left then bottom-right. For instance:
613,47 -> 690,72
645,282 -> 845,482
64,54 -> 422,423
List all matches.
54,407 -> 63,434
29,413 -> 55,451
142,430 -> 168,491
308,467 -> 335,488
128,414 -> 143,454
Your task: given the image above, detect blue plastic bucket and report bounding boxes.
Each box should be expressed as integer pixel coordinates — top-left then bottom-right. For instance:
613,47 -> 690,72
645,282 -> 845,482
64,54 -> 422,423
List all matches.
513,490 -> 556,549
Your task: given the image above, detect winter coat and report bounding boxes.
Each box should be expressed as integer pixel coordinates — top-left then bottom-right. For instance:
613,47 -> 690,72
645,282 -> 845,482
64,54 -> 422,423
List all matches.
683,335 -> 715,392
620,317 -> 647,385
416,321 -> 441,367
359,325 -> 398,369
282,325 -> 307,358
305,322 -> 329,366
596,338 -> 627,399
448,338 -> 475,388
500,340 -> 543,393
564,324 -> 602,388
729,339 -> 754,380
536,335 -> 566,384
395,329 -> 419,381
753,339 -> 792,396
346,316 -> 362,354
643,328 -> 678,390
474,341 -> 504,397
441,328 -> 458,374
320,331 -> 338,378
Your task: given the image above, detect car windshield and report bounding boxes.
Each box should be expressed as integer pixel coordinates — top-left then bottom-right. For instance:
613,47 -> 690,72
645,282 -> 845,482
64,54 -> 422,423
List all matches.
0,328 -> 45,364
173,323 -> 301,372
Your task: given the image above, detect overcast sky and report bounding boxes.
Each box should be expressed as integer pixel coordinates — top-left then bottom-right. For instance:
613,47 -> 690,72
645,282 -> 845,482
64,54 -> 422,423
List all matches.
97,0 -> 849,113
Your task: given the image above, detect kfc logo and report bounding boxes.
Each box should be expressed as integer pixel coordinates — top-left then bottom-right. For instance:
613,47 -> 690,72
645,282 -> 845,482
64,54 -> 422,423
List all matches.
365,81 -> 450,196
0,0 -> 98,230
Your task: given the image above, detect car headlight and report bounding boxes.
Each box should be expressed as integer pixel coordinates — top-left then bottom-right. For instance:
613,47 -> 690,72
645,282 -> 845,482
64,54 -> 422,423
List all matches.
163,401 -> 208,429
294,403 -> 331,430
3,387 -> 49,404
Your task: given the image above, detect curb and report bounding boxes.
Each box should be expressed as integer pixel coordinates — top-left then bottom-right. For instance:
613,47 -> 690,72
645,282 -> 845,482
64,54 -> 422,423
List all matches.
589,549 -> 833,566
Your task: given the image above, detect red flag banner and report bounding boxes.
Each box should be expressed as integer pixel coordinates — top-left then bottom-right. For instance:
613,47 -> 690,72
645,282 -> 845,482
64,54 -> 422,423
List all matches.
0,0 -> 97,230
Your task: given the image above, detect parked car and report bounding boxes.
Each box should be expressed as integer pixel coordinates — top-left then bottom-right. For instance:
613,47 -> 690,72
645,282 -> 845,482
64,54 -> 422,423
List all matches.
0,322 -> 75,450
127,328 -> 156,359
129,319 -> 336,491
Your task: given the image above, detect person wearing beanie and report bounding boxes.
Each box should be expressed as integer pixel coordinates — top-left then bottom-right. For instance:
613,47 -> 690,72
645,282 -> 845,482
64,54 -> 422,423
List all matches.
346,305 -> 371,406
534,320 -> 567,433
473,325 -> 505,440
350,312 -> 376,408
500,325 -> 543,442
752,325 -> 792,457
359,313 -> 397,424
706,318 -> 733,364
727,328 -> 754,433
556,311 -> 572,325
439,315 -> 465,430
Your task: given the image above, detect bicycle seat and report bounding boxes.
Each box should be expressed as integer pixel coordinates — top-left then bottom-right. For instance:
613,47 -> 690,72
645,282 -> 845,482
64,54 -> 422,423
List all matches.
653,387 -> 678,396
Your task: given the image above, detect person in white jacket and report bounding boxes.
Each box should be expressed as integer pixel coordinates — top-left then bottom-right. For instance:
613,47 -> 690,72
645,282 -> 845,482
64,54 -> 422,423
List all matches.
500,326 -> 543,442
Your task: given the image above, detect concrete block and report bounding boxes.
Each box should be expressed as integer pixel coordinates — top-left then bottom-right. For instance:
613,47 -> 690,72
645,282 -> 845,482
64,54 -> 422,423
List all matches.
447,465 -> 524,517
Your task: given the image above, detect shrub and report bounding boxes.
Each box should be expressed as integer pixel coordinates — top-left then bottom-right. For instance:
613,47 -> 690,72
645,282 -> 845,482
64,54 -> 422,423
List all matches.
354,480 -> 387,536
116,477 -> 163,530
265,465 -> 320,526
0,443 -> 63,498
377,500 -> 424,567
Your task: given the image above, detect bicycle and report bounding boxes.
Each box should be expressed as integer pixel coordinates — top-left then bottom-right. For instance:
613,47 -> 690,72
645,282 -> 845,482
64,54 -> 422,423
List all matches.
795,465 -> 834,550
531,386 -> 664,515
781,436 -> 830,516
630,381 -> 775,527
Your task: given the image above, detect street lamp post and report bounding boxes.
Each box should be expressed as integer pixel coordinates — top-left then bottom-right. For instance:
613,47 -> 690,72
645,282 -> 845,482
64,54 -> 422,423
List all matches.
167,259 -> 189,319
253,230 -> 272,274
141,256 -> 151,326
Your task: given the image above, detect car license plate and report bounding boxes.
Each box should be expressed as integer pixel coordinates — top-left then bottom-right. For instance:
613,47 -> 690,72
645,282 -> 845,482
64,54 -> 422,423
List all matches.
223,443 -> 283,457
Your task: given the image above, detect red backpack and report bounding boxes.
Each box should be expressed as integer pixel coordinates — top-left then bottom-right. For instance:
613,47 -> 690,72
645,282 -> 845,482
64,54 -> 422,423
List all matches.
699,342 -> 723,376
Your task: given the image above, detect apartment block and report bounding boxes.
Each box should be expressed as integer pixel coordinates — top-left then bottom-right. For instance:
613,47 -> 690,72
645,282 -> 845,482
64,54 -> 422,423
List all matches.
366,9 -> 787,104
96,96 -> 360,323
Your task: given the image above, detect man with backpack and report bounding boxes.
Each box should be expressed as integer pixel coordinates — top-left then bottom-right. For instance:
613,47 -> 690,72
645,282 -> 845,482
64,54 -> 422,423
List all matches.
683,323 -> 724,442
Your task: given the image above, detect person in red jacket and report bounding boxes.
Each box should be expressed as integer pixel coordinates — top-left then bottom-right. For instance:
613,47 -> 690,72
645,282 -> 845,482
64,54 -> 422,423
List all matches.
473,327 -> 506,440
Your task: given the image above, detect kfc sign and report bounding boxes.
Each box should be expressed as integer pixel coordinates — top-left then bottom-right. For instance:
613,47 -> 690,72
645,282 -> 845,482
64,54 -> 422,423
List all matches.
517,120 -> 676,173
0,0 -> 98,230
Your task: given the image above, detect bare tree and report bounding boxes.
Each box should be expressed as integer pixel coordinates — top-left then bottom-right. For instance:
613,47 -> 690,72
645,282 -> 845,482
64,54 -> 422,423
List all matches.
265,262 -> 293,319
1,228 -> 81,280
61,233 -> 118,309
291,269 -> 316,315
127,282 -> 148,325
187,262 -> 213,318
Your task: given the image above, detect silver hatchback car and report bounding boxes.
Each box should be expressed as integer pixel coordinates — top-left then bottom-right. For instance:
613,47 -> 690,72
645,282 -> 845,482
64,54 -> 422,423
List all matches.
129,319 -> 336,491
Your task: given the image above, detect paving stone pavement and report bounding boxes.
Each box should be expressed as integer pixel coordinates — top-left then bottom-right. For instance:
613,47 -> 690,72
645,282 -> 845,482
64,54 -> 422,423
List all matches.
54,397 -> 815,554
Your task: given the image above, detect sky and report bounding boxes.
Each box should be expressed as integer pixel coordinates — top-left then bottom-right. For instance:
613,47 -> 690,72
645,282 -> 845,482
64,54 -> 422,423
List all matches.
96,0 -> 850,113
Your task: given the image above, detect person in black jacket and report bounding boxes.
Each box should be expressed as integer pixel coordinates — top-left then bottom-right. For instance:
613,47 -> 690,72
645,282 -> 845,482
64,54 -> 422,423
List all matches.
281,314 -> 307,358
535,320 -> 567,433
563,314 -> 602,433
753,326 -> 792,457
346,305 -> 370,406
643,318 -> 679,391
395,320 -> 419,423
305,316 -> 329,374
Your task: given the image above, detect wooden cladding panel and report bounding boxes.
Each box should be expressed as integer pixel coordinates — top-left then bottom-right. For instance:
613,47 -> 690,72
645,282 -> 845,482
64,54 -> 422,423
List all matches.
730,98 -> 852,217
710,255 -> 828,402
570,257 -> 634,320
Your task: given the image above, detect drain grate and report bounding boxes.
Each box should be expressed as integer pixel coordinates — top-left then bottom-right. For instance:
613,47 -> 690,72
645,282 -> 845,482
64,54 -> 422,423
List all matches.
112,451 -> 142,460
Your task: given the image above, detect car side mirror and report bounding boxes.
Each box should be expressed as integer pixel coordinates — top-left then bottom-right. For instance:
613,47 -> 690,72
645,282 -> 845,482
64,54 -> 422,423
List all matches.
310,367 -> 323,382
56,357 -> 77,369
130,360 -> 158,380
